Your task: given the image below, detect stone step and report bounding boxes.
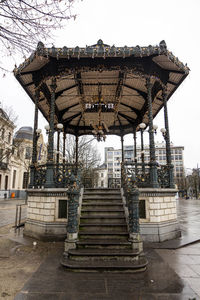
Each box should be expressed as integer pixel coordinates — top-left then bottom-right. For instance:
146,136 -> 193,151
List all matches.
79,232 -> 129,240
84,188 -> 120,194
79,224 -> 127,232
81,203 -> 123,210
83,198 -> 122,204
80,216 -> 126,224
81,210 -> 125,217
83,194 -> 122,199
61,255 -> 148,272
68,248 -> 140,261
77,239 -> 132,249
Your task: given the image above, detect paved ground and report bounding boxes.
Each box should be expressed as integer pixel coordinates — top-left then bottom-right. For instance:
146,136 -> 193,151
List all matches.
0,199 -> 27,227
0,199 -> 200,299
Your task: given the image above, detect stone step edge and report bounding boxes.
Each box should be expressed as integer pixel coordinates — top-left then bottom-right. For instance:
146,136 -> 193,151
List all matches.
79,224 -> 127,226
80,216 -> 126,219
82,202 -> 123,206
61,257 -> 148,271
77,239 -> 131,245
81,209 -> 124,212
68,249 -> 140,256
79,232 -> 128,235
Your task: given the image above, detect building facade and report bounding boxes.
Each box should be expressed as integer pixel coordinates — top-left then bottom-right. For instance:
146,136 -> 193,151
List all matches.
0,108 -> 15,194
0,111 -> 46,198
102,142 -> 184,189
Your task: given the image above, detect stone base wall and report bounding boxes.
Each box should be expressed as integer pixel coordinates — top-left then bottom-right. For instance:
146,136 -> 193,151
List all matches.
121,188 -> 181,242
24,219 -> 67,241
24,188 -> 83,241
139,188 -> 178,223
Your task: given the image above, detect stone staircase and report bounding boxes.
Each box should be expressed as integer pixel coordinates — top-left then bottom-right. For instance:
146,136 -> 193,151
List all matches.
62,188 -> 148,272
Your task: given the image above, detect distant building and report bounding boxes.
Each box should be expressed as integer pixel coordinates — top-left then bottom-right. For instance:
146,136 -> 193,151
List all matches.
0,108 -> 15,192
94,163 -> 108,188
0,113 -> 46,197
103,142 -> 184,188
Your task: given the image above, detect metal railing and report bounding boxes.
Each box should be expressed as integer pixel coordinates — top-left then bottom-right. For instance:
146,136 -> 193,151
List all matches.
122,161 -> 172,189
33,163 -> 81,188
15,204 -> 27,228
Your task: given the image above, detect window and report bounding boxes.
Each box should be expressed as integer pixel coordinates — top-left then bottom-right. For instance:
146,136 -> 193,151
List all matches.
1,128 -> 5,140
139,200 -> 146,219
12,170 -> 16,189
107,152 -> 113,159
8,132 -> 11,144
114,151 -> 120,155
25,147 -> 32,159
23,172 -> 29,189
5,175 -> 8,190
101,180 -> 104,187
0,149 -> 3,161
101,173 -> 104,178
58,200 -> 68,218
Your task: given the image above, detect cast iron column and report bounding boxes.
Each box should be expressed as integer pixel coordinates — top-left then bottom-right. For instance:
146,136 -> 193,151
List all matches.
75,135 -> 78,171
146,77 -> 159,188
45,77 -> 56,188
163,88 -> 174,188
121,135 -> 124,163
29,88 -> 39,188
140,128 -> 145,175
63,132 -> 66,164
133,129 -> 138,179
133,130 -> 137,162
56,129 -> 60,164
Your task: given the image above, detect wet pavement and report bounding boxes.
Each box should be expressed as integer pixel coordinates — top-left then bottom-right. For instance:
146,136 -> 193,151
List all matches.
13,199 -> 200,300
1,198 -> 200,299
0,198 -> 27,227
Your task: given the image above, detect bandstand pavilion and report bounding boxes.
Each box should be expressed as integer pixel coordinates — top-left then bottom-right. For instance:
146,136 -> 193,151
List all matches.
14,40 -> 189,271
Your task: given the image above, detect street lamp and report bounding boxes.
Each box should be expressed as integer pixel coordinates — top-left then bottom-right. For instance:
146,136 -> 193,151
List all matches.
44,124 -> 50,135
56,123 -> 63,164
160,127 -> 167,138
139,123 -> 146,174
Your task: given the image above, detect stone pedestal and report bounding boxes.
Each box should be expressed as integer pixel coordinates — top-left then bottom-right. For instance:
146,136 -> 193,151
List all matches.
24,188 -> 83,241
122,188 -> 181,242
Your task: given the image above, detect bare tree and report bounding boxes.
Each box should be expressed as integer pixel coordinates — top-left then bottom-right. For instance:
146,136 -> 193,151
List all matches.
65,135 -> 101,169
0,0 -> 79,69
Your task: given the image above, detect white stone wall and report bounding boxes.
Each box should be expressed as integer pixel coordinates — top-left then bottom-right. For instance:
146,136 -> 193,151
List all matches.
27,194 -> 68,222
139,189 -> 177,224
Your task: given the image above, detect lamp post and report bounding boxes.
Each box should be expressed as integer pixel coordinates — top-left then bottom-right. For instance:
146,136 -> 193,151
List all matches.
139,123 -> 145,175
56,123 -> 63,164
139,123 -> 158,177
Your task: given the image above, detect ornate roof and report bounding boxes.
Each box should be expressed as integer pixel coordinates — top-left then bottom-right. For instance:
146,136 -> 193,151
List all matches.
15,126 -> 33,140
14,40 -> 189,136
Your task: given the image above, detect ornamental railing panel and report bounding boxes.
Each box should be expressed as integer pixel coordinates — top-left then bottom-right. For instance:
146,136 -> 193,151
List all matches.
122,161 -> 172,189
122,162 -> 150,189
157,165 -> 170,188
32,163 -> 82,188
34,164 -> 47,187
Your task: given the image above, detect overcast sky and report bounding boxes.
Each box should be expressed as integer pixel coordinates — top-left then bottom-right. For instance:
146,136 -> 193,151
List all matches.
1,0 -> 199,169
